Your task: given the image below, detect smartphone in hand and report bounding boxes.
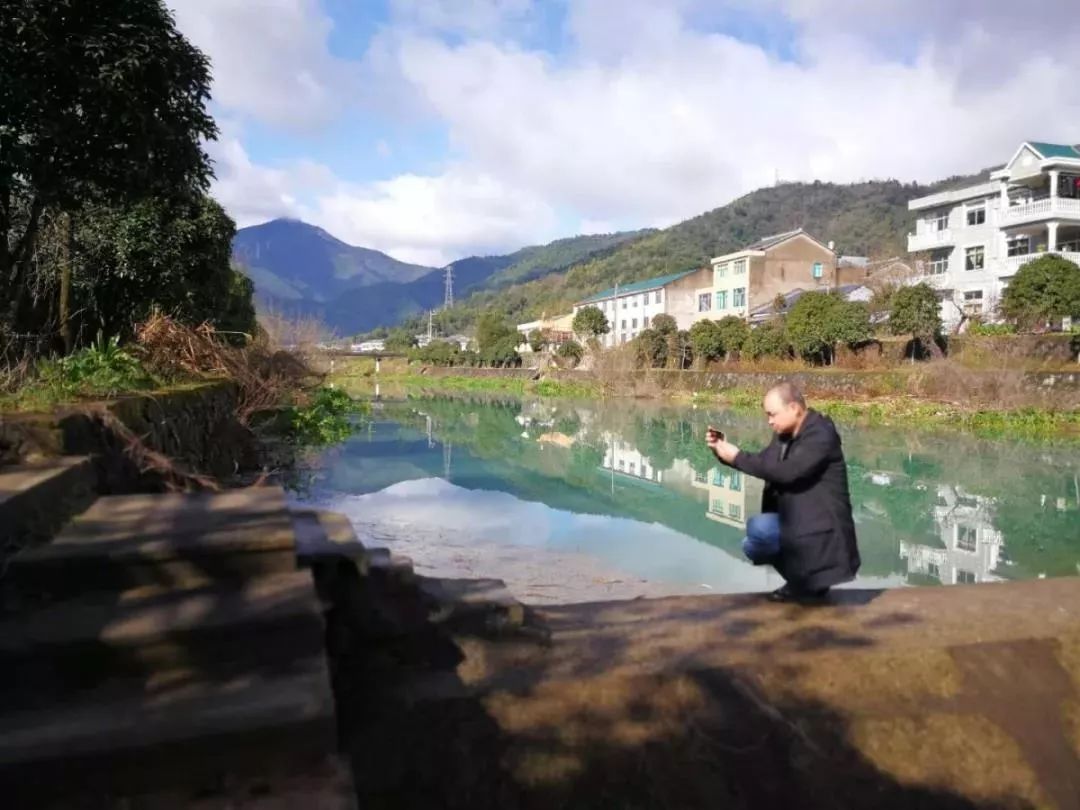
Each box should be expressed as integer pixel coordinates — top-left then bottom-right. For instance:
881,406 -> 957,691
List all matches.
706,426 -> 725,443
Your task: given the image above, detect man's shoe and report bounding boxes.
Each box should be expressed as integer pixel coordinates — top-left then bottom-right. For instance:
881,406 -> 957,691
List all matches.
766,584 -> 830,603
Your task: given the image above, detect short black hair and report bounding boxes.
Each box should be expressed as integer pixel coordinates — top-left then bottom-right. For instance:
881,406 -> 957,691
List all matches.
768,380 -> 806,408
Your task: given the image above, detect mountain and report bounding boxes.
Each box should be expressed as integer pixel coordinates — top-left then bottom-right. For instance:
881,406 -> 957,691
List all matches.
410,171 -> 993,334
233,218 -> 646,335
232,217 -> 437,304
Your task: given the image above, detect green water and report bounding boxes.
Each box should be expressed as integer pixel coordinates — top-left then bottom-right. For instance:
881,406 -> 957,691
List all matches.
295,395 -> 1080,594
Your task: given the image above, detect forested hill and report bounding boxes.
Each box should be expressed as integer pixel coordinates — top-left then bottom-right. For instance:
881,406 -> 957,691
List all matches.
406,171 -> 991,336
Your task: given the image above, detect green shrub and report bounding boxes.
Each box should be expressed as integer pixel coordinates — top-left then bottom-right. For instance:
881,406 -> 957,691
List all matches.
38,333 -> 156,397
967,322 -> 1017,337
287,387 -> 367,446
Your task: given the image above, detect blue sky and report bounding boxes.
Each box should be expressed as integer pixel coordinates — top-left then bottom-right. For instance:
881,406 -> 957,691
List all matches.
168,0 -> 1080,267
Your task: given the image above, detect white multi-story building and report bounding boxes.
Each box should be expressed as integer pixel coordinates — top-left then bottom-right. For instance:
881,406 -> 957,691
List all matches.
573,267 -> 711,347
908,141 -> 1080,328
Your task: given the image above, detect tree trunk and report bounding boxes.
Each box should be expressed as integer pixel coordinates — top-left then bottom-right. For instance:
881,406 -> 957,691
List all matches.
59,212 -> 74,354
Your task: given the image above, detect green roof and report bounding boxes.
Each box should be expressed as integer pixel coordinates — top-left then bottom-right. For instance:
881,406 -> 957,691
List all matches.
1028,141 -> 1080,159
577,269 -> 699,305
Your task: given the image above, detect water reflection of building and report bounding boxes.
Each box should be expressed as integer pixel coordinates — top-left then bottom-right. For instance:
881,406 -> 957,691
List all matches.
695,466 -> 764,531
899,485 -> 1005,585
602,440 -> 663,483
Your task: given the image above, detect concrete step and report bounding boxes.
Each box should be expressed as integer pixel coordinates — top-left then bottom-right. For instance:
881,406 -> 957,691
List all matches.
0,456 -> 96,549
291,508 -> 366,567
6,486 -> 298,601
0,653 -> 338,802
0,571 -> 325,710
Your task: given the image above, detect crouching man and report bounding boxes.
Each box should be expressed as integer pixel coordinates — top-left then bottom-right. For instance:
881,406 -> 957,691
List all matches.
707,382 -> 860,602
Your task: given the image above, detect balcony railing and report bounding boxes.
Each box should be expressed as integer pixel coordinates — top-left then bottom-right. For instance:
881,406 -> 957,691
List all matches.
1001,250 -> 1080,275
907,228 -> 953,252
1001,197 -> 1080,224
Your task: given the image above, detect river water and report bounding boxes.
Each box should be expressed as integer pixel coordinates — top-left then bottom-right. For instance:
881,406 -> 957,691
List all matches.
290,395 -> 1080,603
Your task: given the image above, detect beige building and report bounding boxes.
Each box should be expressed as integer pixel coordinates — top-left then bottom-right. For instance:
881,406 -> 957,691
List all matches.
515,312 -> 575,352
694,229 -> 866,322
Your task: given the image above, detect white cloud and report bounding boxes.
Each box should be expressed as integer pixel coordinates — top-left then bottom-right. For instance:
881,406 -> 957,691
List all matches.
383,2 -> 1080,232
185,0 -> 1080,264
314,167 -> 559,266
168,0 -> 355,129
389,0 -> 534,36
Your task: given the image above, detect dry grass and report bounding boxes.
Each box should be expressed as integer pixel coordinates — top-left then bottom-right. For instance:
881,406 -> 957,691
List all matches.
135,313 -> 317,424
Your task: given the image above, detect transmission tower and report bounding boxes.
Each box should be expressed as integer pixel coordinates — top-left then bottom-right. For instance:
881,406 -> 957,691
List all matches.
444,265 -> 454,308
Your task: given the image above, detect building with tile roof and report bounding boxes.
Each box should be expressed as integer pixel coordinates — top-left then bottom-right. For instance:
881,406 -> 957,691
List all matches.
573,267 -> 712,346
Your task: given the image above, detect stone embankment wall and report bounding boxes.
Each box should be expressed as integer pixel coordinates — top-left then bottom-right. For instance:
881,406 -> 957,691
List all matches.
0,382 -> 255,489
421,366 -> 539,381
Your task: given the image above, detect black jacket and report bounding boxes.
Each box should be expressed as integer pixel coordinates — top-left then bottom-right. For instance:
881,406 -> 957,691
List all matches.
728,409 -> 860,591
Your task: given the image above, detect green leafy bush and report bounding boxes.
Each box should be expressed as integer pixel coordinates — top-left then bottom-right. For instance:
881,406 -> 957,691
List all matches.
287,387 -> 367,446
38,334 -> 155,397
967,323 -> 1016,337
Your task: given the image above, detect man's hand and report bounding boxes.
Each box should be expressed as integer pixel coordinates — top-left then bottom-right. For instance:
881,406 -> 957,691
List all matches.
705,427 -> 739,464
713,439 -> 739,464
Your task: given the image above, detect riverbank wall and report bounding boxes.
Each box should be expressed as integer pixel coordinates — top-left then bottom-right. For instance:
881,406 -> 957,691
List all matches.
0,381 -> 255,490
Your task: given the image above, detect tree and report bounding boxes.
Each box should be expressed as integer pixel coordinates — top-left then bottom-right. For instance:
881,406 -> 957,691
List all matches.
1000,255 -> 1080,329
572,306 -> 610,339
385,328 -> 416,352
527,329 -> 548,353
688,320 -> 724,364
745,320 -> 790,359
888,283 -> 943,361
714,315 -> 750,362
476,311 -> 517,353
2,0 -> 217,331
476,311 -> 520,366
786,292 -> 872,364
634,328 -> 668,368
71,195 -> 254,342
555,340 -> 584,367
651,314 -> 677,336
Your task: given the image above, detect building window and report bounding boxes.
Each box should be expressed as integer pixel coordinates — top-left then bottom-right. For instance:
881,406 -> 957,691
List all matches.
728,503 -> 741,519
928,253 -> 949,275
733,258 -> 747,274
957,525 -> 977,552
621,320 -> 627,330
694,470 -> 707,484
712,470 -> 726,487
622,299 -> 627,309
617,459 -> 625,470
715,290 -> 727,309
631,318 -> 638,329
698,293 -> 712,312
655,290 -> 662,304
929,212 -> 949,232
812,262 -> 823,279
733,287 -> 746,307
962,290 -> 983,315
964,246 -> 984,271
715,262 -> 728,278
643,316 -> 650,327
956,569 -> 976,585
927,562 -> 941,580
729,471 -> 742,492
1007,235 -> 1031,257
632,296 -> 639,307
629,463 -> 636,475
966,202 -> 986,226
709,499 -> 724,515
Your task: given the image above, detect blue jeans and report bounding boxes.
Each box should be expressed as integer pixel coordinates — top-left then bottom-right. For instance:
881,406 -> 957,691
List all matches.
742,512 -> 780,565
